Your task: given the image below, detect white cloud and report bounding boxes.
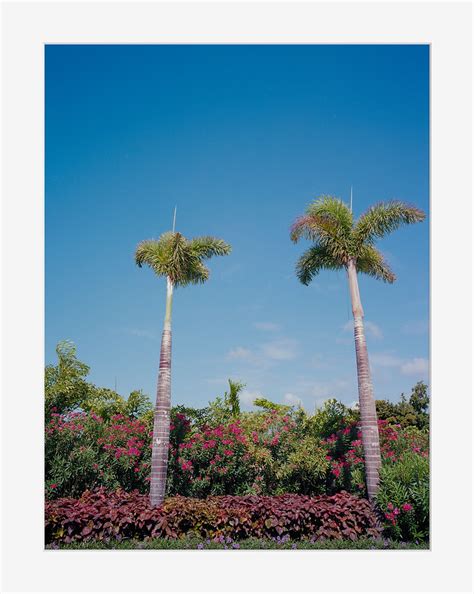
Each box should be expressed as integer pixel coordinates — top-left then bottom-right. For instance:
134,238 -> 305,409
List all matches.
370,353 -> 402,368
401,357 -> 429,376
254,322 -> 280,331
239,390 -> 264,407
261,339 -> 298,361
371,352 -> 429,378
297,379 -> 350,400
227,347 -> 253,360
283,392 -> 303,407
343,320 -> 382,339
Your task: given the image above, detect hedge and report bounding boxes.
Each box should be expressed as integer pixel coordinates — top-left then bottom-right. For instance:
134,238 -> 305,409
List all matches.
45,488 -> 381,545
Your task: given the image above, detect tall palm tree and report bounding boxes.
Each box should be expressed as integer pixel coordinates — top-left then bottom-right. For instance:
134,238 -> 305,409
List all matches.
135,230 -> 231,506
290,195 -> 425,499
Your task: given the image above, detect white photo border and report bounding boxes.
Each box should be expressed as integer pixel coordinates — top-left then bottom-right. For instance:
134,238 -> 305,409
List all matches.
1,1 -> 472,592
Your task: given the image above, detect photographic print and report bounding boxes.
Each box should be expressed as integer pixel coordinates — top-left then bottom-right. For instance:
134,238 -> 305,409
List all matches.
45,44 -> 429,551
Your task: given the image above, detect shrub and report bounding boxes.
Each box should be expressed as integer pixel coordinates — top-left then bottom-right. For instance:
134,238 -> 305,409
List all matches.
375,452 -> 429,542
45,489 -> 381,545
167,419 -> 257,497
324,420 -> 429,497
275,436 -> 329,495
45,411 -> 152,498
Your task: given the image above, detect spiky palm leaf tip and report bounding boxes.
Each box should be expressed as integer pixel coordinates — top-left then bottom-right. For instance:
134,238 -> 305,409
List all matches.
135,232 -> 231,287
291,195 -> 425,285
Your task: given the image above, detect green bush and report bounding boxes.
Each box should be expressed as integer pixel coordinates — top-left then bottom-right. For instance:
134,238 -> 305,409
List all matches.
376,452 -> 429,541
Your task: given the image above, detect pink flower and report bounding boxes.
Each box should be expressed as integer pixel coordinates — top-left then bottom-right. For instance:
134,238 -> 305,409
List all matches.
224,449 -> 233,456
50,483 -> 57,489
387,502 -> 394,510
402,503 -> 413,512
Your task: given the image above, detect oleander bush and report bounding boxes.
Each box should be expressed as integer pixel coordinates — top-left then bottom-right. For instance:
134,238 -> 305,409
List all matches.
375,452 -> 429,542
45,489 -> 381,545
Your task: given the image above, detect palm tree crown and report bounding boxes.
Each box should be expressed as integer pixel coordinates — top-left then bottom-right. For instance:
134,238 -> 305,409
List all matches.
135,232 -> 231,285
290,195 -> 425,285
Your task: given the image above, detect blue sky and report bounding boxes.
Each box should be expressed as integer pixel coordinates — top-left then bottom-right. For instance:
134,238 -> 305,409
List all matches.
46,44 -> 429,412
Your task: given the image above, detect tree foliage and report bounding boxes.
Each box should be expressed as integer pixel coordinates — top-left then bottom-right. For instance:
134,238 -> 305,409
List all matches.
45,341 -> 152,421
290,195 -> 425,285
135,232 -> 231,286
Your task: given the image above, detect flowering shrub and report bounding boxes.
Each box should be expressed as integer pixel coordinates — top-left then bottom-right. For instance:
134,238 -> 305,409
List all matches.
375,452 -> 429,541
323,420 -> 429,497
168,419 -> 256,497
45,489 -> 381,545
45,411 -> 151,498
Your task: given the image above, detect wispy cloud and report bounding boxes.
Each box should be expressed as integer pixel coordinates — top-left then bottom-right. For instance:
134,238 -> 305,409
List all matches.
261,339 -> 298,361
343,320 -> 383,339
400,357 -> 429,376
283,392 -> 303,407
296,378 -> 351,400
254,322 -> 280,332
227,347 -> 253,360
370,353 -> 402,368
227,338 -> 298,366
239,389 -> 264,407
371,352 -> 429,378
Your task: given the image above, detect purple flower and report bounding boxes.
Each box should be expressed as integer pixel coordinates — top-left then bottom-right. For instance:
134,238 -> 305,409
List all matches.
232,542 -> 240,549
197,543 -> 204,550
291,544 -> 297,550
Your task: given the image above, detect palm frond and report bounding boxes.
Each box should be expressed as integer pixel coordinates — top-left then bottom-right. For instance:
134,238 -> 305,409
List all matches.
306,195 -> 353,234
290,196 -> 354,266
188,236 -> 232,259
354,201 -> 425,244
356,245 -> 396,283
135,231 -> 230,287
296,244 -> 344,285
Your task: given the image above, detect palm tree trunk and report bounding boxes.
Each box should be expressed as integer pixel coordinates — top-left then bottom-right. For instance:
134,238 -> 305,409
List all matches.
149,276 -> 174,507
346,258 -> 381,500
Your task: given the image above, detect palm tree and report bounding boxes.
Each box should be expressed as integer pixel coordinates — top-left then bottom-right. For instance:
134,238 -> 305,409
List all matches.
135,230 -> 231,506
290,195 -> 425,499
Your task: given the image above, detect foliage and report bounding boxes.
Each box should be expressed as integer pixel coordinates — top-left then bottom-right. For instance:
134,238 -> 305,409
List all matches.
45,411 -> 152,499
45,341 -> 152,422
135,232 -> 231,286
50,536 -> 428,550
375,383 -> 429,430
45,341 -> 90,419
290,196 -> 425,285
376,452 -> 429,541
305,398 -> 358,439
253,397 -> 292,413
323,420 -> 429,498
45,489 -> 381,545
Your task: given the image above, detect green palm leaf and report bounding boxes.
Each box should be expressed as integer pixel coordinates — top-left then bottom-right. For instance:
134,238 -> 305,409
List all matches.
135,232 -> 231,287
354,201 -> 425,245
